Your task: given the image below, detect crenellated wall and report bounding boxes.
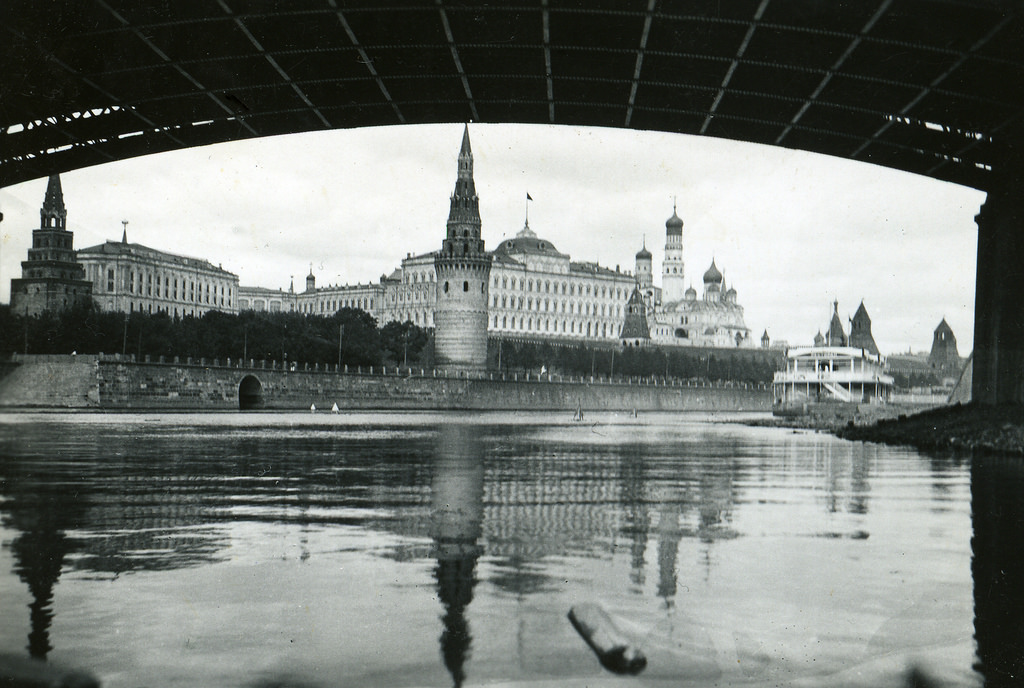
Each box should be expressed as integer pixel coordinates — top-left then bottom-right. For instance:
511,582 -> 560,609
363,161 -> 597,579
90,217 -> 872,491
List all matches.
0,355 -> 770,412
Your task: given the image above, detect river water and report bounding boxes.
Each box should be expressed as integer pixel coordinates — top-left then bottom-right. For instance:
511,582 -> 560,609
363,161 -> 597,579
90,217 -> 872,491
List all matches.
0,411 -> 1021,688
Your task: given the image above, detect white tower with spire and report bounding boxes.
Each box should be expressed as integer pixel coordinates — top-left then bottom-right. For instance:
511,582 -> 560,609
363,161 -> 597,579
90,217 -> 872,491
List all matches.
662,201 -> 685,303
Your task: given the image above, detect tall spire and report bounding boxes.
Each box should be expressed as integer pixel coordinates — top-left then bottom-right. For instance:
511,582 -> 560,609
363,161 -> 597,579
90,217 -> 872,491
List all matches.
42,175 -> 65,215
40,174 -> 67,229
121,219 -> 129,244
457,124 -> 473,182
446,125 -> 481,241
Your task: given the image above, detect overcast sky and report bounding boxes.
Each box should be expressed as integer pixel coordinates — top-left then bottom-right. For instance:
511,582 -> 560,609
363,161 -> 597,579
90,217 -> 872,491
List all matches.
0,123 -> 984,354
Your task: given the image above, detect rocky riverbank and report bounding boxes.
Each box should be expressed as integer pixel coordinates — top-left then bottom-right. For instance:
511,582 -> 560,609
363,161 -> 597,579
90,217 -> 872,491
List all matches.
744,401 -> 1024,457
837,403 -> 1024,456
743,401 -> 938,433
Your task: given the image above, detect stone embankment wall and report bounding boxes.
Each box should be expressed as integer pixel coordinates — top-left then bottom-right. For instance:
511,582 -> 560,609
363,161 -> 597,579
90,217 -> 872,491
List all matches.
0,355 -> 101,408
0,355 -> 770,412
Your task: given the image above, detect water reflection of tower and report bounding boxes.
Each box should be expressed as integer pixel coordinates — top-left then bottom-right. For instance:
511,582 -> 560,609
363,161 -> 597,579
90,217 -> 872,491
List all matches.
847,444 -> 871,515
431,425 -> 485,688
618,448 -> 649,587
656,500 -> 683,607
4,469 -> 88,659
10,521 -> 69,659
694,454 -> 740,581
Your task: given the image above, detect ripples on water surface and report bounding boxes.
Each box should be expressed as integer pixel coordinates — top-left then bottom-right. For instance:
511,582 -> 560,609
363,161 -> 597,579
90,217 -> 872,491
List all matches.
0,410 -> 1019,687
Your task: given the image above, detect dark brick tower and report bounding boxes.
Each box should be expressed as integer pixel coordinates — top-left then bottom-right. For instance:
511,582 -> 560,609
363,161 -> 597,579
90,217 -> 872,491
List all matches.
433,127 -> 493,372
10,175 -> 92,316
928,318 -> 961,374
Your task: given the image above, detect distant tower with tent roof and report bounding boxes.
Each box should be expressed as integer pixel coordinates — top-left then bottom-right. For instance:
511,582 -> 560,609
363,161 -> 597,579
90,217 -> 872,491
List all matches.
620,286 -> 651,346
928,318 -> 961,374
848,301 -> 880,355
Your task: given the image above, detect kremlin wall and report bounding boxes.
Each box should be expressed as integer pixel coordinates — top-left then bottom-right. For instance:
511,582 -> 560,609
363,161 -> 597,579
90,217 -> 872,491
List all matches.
0,353 -> 770,412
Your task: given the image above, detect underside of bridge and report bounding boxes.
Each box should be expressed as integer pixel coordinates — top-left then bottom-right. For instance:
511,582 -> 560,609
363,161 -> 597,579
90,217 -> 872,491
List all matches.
2,1 -> 1024,402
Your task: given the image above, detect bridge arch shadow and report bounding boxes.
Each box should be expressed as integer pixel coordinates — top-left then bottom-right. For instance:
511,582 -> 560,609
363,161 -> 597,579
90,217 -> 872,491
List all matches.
238,375 -> 263,410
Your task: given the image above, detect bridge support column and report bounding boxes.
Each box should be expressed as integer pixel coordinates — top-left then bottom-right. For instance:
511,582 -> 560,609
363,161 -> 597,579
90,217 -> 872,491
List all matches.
973,160 -> 1024,404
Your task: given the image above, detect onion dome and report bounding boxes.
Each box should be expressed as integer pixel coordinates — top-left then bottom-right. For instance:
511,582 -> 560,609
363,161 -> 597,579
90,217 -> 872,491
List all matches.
665,208 -> 683,236
635,240 -> 652,260
685,284 -> 697,300
726,285 -> 737,297
702,259 -> 723,284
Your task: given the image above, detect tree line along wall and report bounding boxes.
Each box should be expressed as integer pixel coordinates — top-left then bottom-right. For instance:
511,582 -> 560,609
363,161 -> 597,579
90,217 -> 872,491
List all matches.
489,335 -> 784,383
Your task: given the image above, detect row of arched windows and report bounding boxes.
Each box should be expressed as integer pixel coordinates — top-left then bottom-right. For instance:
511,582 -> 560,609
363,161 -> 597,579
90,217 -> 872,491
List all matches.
491,315 -> 620,338
84,261 -> 235,311
299,295 -> 374,314
492,274 -> 626,300
491,293 -> 624,318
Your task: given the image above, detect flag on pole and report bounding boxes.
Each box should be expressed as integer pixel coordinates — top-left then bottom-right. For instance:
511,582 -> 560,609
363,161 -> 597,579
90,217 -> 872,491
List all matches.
527,192 -> 533,201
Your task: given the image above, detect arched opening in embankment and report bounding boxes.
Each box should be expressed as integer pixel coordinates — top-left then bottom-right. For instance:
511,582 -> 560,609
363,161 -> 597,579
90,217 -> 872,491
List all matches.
238,375 -> 263,410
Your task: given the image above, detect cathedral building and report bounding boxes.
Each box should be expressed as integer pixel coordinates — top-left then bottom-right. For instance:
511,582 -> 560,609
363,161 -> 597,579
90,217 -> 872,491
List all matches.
433,126 -> 493,371
9,175 -> 93,316
633,208 -> 754,348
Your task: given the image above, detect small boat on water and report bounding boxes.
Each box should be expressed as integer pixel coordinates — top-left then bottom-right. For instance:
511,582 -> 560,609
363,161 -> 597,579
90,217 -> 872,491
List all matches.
772,346 -> 893,416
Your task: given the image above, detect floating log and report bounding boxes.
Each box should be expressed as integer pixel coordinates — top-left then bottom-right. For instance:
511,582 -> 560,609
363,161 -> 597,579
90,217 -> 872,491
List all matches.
568,603 -> 647,675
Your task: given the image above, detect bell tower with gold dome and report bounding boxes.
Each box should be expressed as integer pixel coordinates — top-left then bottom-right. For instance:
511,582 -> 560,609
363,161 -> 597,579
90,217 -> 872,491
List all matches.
433,126 -> 493,373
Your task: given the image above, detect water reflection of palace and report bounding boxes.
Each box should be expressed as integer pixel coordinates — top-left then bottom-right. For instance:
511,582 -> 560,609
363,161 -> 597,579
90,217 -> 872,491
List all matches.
5,421 -> 1024,686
